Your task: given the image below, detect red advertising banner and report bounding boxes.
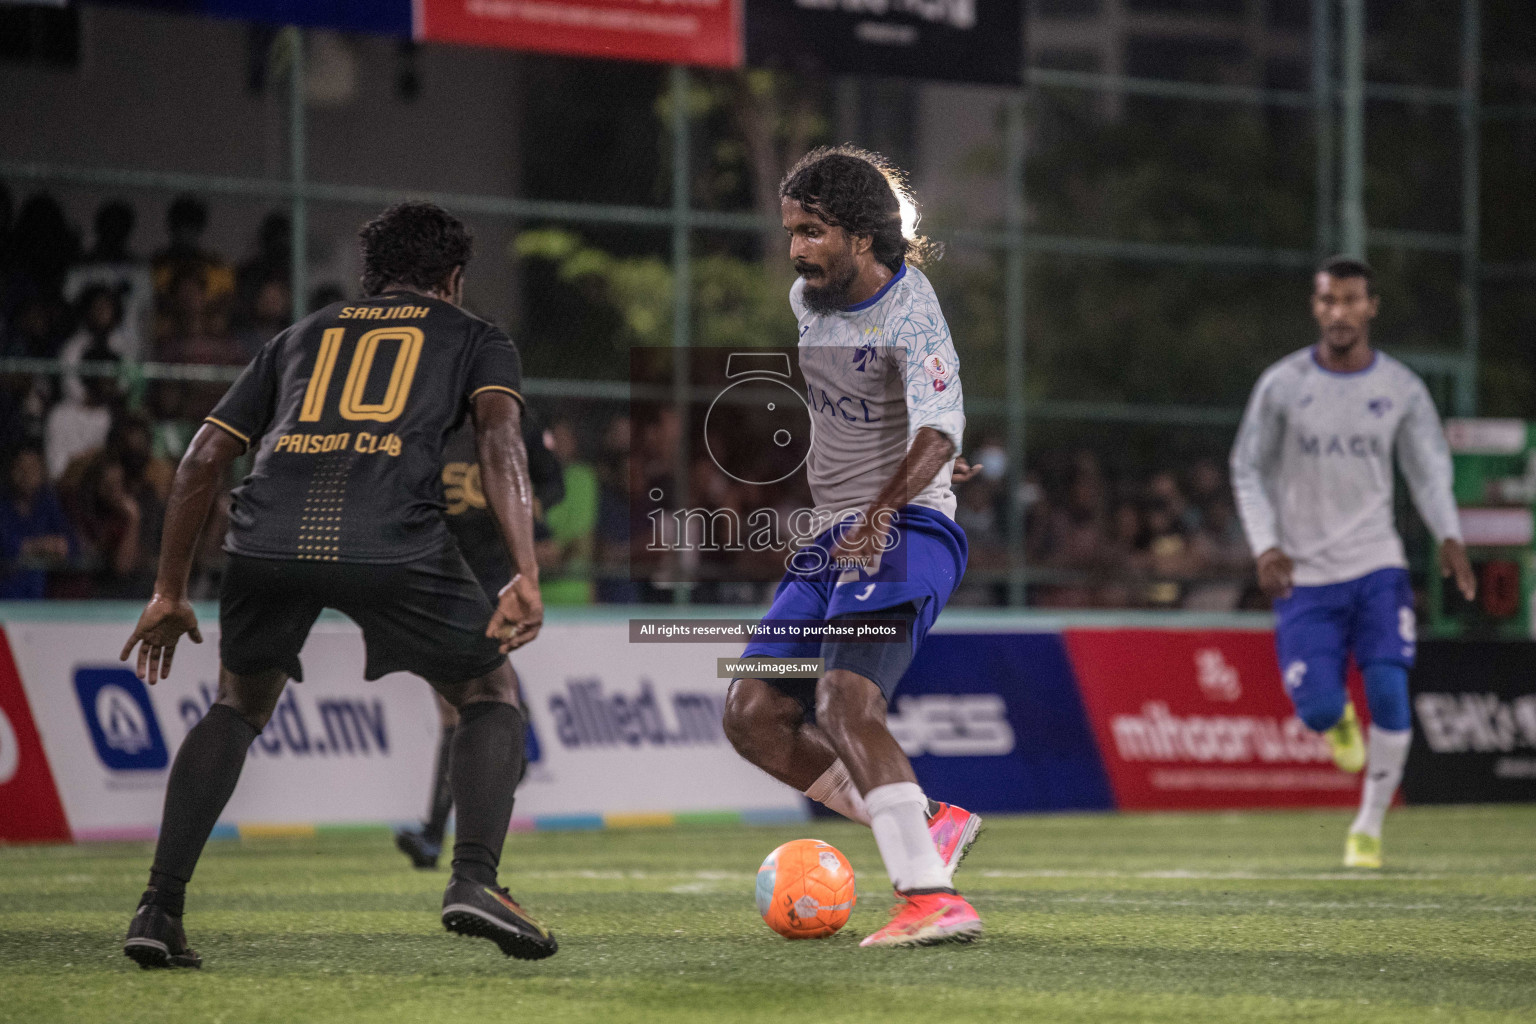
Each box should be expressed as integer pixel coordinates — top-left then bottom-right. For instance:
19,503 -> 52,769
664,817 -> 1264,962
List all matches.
0,627 -> 70,842
1065,629 -> 1363,810
418,0 -> 742,68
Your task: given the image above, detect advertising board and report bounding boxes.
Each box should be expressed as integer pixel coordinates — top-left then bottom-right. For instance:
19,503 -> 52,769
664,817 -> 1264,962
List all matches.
745,0 -> 1022,84
896,632 -> 1113,814
0,613 -> 802,840
1405,640 -> 1536,804
418,0 -> 742,68
1065,629 -> 1359,810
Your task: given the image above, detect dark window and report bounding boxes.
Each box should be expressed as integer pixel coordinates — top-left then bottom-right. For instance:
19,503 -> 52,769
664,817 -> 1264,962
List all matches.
1265,58 -> 1309,92
1125,0 -> 1244,16
1265,0 -> 1311,31
1125,35 -> 1250,83
1035,49 -> 1103,73
854,79 -> 919,175
0,5 -> 80,67
1032,0 -> 1104,17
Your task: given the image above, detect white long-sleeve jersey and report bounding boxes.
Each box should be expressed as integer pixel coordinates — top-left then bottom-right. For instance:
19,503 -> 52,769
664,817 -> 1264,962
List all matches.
1230,347 -> 1461,587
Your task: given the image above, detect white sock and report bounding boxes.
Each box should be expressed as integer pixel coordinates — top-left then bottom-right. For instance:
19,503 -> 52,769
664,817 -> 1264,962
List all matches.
1350,725 -> 1411,840
865,781 -> 949,892
803,760 -> 871,826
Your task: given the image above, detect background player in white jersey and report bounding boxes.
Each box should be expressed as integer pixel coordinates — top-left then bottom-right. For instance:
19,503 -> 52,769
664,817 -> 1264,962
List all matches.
1231,256 -> 1476,868
721,147 -> 982,947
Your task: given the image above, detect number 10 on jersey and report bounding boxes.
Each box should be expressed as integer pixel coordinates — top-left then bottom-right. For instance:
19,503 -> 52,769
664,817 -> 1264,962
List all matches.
300,326 -> 423,424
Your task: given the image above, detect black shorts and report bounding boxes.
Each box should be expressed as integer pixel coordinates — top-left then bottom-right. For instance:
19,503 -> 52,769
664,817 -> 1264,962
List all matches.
761,602 -> 920,718
219,545 -> 506,685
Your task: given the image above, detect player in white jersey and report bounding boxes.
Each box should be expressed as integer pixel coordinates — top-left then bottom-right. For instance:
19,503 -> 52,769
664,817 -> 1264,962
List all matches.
1231,256 -> 1476,868
721,147 -> 983,946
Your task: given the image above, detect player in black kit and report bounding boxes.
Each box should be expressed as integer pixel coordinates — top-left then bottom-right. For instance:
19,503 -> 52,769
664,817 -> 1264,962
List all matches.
120,202 -> 557,966
393,409 -> 565,870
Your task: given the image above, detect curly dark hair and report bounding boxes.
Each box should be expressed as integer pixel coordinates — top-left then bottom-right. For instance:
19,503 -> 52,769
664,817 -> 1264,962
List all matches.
779,145 -> 939,270
358,202 -> 474,297
1317,254 -> 1375,295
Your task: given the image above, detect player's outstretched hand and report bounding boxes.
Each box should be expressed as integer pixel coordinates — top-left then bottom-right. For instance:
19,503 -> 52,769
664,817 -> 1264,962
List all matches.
950,456 -> 982,485
1440,538 -> 1477,602
1256,547 -> 1294,600
120,594 -> 203,686
489,573 -> 543,653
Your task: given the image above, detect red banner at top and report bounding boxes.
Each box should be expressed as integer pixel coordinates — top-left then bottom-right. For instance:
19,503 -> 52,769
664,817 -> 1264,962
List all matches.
418,0 -> 742,68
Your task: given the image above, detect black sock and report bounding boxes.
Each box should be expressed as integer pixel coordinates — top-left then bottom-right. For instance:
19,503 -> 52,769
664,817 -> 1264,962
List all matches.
926,798 -> 942,818
449,702 -> 526,887
146,703 -> 259,908
423,724 -> 455,843
142,879 -> 185,917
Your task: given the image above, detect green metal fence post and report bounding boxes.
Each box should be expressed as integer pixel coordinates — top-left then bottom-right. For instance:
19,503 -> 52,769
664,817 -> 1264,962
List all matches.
1311,0 -> 1334,257
1457,0 -> 1481,416
1339,0 -> 1366,259
669,64 -> 693,603
286,26 -> 308,320
1004,91 -> 1028,607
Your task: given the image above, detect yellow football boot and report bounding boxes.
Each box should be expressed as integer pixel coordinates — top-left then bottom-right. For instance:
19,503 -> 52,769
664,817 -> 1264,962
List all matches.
1325,702 -> 1366,773
1344,831 -> 1382,869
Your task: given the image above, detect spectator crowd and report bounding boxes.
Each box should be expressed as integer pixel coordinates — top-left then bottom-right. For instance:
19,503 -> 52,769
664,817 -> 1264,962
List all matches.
1,184 -> 1257,608
0,187 -> 291,598
956,446 -> 1258,610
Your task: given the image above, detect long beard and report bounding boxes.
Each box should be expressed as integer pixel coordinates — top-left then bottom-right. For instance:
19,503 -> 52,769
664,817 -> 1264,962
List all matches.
799,260 -> 860,314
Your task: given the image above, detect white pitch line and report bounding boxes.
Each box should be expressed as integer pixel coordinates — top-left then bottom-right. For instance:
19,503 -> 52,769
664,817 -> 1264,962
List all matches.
513,867 -> 1536,885
976,868 -> 1536,882
520,869 -> 756,881
981,893 -> 1536,913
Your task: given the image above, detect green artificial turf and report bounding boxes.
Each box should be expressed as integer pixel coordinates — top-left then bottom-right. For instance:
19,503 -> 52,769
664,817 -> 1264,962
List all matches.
1,806 -> 1533,1023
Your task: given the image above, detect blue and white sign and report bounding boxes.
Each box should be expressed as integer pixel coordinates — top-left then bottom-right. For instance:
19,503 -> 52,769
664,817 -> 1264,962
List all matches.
73,667 -> 168,772
894,633 -> 1114,814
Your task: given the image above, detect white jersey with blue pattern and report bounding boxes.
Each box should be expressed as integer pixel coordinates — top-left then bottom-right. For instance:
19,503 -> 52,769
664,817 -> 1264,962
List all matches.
1230,347 -> 1462,587
793,263 -> 965,529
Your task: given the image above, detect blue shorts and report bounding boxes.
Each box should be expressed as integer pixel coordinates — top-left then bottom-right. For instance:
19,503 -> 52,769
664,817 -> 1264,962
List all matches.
740,504 -> 967,707
1273,566 -> 1415,703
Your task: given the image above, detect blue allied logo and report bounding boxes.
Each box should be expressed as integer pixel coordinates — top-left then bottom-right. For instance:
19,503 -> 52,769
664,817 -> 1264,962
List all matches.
74,667 -> 169,770
524,715 -> 542,764
1368,397 -> 1393,417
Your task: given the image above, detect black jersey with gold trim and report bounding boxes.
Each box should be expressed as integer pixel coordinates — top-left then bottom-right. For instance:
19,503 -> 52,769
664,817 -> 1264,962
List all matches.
440,407 -> 564,600
206,291 -> 523,564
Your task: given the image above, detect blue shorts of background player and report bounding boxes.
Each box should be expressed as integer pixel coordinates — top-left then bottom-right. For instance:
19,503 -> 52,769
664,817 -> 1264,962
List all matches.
1273,566 -> 1415,733
740,504 -> 967,715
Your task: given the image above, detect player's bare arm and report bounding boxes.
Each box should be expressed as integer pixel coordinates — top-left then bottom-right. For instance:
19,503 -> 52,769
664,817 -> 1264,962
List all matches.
830,426 -> 955,567
473,389 -> 544,652
1255,546 -> 1294,600
120,423 -> 243,684
1440,538 -> 1476,602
